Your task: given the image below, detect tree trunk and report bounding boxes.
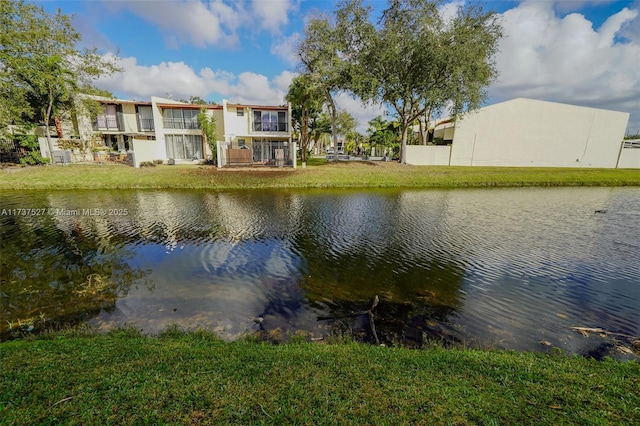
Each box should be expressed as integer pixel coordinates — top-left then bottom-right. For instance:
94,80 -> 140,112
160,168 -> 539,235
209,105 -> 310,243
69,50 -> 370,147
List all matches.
400,122 -> 409,164
420,108 -> 432,146
45,91 -> 55,165
202,131 -> 208,160
301,108 -> 309,163
418,118 -> 427,145
326,91 -> 339,162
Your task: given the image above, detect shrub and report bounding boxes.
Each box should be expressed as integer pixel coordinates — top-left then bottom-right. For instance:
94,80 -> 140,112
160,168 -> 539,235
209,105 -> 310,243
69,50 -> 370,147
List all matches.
16,134 -> 49,165
19,153 -> 50,165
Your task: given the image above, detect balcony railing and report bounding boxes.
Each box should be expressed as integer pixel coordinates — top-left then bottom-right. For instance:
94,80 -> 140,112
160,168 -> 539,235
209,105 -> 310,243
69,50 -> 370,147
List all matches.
94,113 -> 124,131
163,118 -> 198,129
252,122 -> 288,132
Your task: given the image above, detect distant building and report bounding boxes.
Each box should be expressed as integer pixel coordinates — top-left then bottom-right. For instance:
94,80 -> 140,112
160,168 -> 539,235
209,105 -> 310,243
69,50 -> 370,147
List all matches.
407,98 -> 636,168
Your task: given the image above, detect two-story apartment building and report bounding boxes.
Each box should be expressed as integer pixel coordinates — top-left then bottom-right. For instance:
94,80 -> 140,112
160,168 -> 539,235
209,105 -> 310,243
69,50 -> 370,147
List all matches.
64,95 -> 292,167
220,101 -> 292,166
91,100 -> 156,153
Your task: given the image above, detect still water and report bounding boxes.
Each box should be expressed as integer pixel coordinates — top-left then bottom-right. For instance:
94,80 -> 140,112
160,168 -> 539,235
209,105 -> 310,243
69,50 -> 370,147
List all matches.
1,187 -> 639,358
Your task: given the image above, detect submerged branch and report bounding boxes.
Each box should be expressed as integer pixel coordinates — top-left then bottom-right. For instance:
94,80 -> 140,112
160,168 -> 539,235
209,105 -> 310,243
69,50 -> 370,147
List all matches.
570,327 -> 638,339
317,295 -> 381,345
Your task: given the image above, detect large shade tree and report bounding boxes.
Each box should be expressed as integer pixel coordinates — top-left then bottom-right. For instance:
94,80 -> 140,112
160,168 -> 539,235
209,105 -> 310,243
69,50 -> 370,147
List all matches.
296,0 -> 374,162
0,0 -> 121,157
337,0 -> 503,163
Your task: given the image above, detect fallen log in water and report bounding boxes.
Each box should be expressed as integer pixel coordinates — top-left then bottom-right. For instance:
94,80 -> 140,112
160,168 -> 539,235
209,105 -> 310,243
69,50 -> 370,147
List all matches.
316,311 -> 369,321
570,326 -> 638,339
570,327 -> 640,356
317,295 -> 381,345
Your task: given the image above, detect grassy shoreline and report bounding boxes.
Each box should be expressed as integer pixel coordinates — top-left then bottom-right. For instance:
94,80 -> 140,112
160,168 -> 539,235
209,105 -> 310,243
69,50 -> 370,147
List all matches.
1,161 -> 640,190
1,330 -> 639,425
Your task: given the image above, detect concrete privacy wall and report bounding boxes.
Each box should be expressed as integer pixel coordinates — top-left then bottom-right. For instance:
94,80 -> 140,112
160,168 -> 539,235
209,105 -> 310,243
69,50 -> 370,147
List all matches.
405,145 -> 451,166
131,138 -> 164,167
618,148 -> 640,168
449,98 -> 629,168
38,137 -> 60,159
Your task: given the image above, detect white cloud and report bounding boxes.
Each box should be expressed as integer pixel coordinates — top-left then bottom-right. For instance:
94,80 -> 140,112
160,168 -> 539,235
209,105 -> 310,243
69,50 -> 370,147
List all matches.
270,32 -> 301,66
106,0 -> 297,49
439,0 -> 465,26
252,0 -> 298,34
334,93 -> 388,133
107,1 -> 245,48
273,70 -> 297,92
491,1 -> 640,132
97,55 -> 291,105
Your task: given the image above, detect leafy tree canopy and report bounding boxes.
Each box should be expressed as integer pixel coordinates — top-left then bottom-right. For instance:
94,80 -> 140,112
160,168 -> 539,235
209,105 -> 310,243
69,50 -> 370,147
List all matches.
296,0 -> 373,161
0,0 -> 121,153
286,74 -> 324,162
197,108 -> 217,161
296,0 -> 502,163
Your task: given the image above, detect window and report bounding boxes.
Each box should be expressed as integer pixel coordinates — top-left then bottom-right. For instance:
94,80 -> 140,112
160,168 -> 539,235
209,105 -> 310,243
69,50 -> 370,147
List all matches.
136,106 -> 154,131
252,110 -> 287,132
95,104 -> 122,130
236,108 -> 244,117
165,134 -> 203,159
162,108 -> 199,129
237,139 -> 246,148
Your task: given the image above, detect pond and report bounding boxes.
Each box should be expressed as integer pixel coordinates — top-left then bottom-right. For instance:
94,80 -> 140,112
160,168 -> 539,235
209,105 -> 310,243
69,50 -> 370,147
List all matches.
1,187 -> 639,359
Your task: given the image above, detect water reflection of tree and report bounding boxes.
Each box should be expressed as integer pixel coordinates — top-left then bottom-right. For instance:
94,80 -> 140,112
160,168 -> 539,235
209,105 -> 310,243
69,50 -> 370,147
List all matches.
294,231 -> 466,345
324,298 -> 464,347
218,189 -> 466,345
0,212 -> 150,338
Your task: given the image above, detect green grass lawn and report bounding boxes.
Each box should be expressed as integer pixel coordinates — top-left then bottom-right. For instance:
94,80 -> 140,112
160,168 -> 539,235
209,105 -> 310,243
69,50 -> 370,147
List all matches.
1,162 -> 639,190
1,330 -> 639,425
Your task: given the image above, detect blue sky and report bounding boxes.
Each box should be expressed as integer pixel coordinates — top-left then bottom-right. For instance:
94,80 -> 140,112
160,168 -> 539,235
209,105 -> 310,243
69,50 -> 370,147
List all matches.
41,0 -> 640,133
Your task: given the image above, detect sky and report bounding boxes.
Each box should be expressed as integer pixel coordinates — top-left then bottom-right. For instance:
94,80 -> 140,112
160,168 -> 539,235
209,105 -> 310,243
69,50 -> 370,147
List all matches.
41,0 -> 640,134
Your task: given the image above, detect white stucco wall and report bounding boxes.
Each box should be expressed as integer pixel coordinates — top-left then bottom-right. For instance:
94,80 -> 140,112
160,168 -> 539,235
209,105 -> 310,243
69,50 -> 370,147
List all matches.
405,145 -> 451,166
131,138 -> 165,167
618,148 -> 640,168
223,102 -> 250,138
448,98 -> 629,168
221,100 -> 292,144
433,124 -> 455,141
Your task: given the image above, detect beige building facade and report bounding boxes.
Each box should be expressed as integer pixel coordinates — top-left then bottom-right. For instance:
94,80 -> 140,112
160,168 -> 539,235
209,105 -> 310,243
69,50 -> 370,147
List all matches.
40,95 -> 292,168
407,98 -> 633,168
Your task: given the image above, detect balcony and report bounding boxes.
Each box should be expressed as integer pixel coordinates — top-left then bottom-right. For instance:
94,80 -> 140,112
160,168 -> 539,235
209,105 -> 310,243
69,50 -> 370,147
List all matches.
94,112 -> 124,131
252,122 -> 288,132
162,117 -> 198,129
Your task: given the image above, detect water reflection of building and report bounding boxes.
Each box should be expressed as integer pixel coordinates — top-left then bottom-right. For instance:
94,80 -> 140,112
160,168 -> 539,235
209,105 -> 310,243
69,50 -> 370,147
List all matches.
15,188 -> 638,354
